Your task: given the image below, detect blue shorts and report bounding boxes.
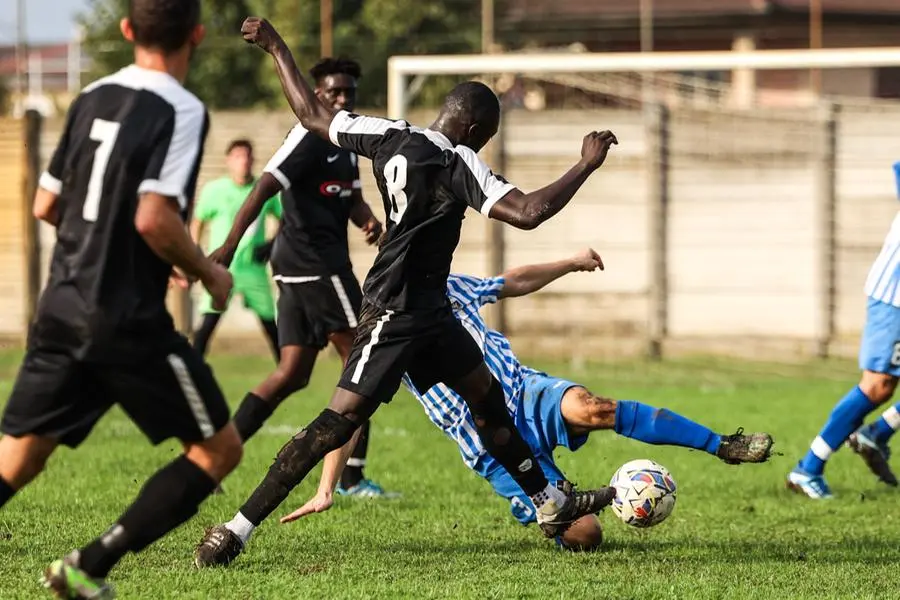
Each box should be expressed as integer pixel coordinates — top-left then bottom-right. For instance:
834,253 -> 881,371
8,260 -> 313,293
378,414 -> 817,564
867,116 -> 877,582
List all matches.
859,297 -> 900,376
484,372 -> 588,525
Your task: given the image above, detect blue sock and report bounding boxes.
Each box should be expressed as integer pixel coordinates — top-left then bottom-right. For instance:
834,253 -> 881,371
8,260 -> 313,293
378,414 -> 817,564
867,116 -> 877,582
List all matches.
798,386 -> 875,476
614,400 -> 721,455
861,404 -> 900,444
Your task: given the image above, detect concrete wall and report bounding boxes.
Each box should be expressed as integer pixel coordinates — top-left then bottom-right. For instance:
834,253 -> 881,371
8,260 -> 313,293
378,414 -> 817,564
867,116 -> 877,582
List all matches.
25,101 -> 900,360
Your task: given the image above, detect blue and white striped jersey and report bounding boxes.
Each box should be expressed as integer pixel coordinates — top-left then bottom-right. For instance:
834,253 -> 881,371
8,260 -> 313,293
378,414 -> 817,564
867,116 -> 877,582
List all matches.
401,274 -> 538,476
865,210 -> 900,307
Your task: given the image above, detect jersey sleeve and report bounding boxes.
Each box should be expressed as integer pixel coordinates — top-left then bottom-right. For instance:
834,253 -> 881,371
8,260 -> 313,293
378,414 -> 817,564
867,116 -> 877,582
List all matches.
328,110 -> 408,159
40,96 -> 82,194
139,104 -> 210,210
447,274 -> 506,308
446,145 -> 517,217
192,181 -> 217,221
263,124 -> 317,190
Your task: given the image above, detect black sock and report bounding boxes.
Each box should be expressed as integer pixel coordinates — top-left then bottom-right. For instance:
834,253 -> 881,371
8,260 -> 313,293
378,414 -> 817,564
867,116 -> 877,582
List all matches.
78,456 -> 216,579
233,392 -> 275,442
192,313 -> 221,357
240,409 -> 357,526
260,319 -> 280,364
340,420 -> 369,489
465,377 -> 548,496
0,476 -> 15,509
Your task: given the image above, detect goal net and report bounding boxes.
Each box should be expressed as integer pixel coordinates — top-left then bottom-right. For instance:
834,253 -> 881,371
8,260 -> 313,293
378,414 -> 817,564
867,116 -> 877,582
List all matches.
387,48 -> 900,361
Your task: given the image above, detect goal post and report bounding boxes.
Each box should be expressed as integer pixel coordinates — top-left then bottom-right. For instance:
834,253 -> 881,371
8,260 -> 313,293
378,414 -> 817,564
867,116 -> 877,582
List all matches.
387,47 -> 900,118
384,47 -> 900,361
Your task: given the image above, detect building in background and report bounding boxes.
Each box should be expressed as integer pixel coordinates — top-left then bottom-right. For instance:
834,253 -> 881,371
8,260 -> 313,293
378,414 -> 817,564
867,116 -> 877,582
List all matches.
498,0 -> 900,107
0,38 -> 89,116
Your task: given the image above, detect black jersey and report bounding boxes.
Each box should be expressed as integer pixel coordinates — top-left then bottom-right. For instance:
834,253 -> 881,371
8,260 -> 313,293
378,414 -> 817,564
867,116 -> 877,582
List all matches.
263,123 -> 360,278
328,111 -> 516,311
35,65 -> 208,358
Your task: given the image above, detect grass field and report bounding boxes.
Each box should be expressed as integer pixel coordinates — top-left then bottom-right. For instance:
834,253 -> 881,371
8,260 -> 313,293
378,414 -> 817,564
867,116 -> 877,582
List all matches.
1,349 -> 898,599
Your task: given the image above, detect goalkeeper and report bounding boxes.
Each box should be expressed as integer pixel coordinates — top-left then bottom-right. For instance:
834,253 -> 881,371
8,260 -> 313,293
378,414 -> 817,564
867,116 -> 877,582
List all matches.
191,139 -> 281,361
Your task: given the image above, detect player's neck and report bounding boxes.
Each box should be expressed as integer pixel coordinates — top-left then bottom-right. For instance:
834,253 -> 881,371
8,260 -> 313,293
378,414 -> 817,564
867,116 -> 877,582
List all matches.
231,174 -> 253,186
428,117 -> 463,147
132,47 -> 190,83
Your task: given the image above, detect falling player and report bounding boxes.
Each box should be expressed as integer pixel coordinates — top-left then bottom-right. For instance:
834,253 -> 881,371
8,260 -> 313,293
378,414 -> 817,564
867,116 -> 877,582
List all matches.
207,57 -> 392,496
0,0 -> 243,597
191,139 -> 282,362
194,17 -> 619,567
789,161 -> 900,497
278,248 -> 774,551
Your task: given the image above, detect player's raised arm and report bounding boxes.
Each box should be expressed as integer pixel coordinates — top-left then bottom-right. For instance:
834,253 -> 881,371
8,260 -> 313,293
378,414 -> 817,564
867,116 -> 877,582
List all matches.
488,131 -> 618,230
498,248 -> 603,299
241,17 -> 335,141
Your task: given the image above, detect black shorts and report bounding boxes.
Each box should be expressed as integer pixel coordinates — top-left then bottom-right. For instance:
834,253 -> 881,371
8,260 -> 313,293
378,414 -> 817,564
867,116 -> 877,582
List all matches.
276,271 -> 362,350
0,331 -> 230,448
337,301 -> 484,404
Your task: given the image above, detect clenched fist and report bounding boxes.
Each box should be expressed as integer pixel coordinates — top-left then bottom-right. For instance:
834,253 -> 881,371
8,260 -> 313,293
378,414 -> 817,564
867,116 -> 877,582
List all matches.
241,17 -> 284,54
581,130 -> 618,171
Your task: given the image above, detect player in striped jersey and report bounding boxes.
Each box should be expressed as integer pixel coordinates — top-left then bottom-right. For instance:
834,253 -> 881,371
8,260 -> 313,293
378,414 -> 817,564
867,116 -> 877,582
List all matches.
789,162 -> 900,498
280,248 -> 774,550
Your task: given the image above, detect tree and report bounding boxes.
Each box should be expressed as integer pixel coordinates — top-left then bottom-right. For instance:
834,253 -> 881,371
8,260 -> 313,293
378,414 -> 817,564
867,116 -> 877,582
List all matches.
335,0 -> 480,108
77,0 -> 481,110
77,0 -> 272,109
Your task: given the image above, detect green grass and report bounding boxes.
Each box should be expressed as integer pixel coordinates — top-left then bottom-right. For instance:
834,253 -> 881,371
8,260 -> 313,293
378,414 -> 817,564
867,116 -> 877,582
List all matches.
0,350 -> 897,599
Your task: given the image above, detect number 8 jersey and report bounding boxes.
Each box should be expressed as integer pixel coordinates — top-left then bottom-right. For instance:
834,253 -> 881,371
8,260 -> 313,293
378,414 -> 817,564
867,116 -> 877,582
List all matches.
329,110 -> 515,311
36,65 -> 208,358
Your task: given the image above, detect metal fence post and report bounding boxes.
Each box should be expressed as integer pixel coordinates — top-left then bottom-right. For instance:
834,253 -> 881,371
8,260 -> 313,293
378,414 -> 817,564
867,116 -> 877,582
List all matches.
22,109 -> 42,337
813,102 -> 838,358
647,103 -> 669,360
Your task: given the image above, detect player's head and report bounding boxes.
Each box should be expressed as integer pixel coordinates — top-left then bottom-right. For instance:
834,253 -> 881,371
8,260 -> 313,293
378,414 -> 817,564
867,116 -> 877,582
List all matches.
225,139 -> 254,183
434,81 -> 501,152
310,58 -> 361,112
120,0 -> 205,82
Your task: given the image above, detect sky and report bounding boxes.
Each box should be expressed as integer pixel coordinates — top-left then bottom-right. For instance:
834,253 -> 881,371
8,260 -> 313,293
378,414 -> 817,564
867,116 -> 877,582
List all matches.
0,0 -> 90,45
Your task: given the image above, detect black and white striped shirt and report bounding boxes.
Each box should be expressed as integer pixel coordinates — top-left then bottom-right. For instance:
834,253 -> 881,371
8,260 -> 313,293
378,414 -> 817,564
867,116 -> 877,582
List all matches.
329,110 -> 515,311
37,65 -> 209,357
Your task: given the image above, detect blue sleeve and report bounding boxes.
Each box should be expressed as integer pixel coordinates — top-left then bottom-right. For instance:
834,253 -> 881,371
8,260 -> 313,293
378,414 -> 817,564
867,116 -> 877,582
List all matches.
447,274 -> 506,308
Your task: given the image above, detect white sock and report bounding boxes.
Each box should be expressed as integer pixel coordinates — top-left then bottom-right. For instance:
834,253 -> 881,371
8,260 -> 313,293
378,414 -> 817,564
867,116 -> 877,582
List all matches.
225,512 -> 255,545
529,482 -> 566,510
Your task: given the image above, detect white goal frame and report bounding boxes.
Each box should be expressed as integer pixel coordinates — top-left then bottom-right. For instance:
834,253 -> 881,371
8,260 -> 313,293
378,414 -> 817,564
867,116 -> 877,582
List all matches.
387,47 -> 900,118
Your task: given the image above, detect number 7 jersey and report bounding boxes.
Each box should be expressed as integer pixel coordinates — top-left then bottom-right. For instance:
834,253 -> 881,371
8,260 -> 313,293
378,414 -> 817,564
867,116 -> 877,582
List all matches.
328,110 -> 516,311
36,65 -> 209,358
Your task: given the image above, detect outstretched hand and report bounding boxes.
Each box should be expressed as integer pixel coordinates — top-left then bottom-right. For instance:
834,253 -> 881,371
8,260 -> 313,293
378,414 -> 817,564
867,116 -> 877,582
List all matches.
581,130 -> 618,171
280,490 -> 334,524
571,247 -> 604,272
241,17 -> 284,54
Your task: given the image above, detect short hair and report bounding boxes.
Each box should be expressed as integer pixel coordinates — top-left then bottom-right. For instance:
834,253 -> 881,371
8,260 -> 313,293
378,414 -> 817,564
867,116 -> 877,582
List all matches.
309,57 -> 362,84
442,81 -> 500,123
226,139 -> 253,155
128,0 -> 201,53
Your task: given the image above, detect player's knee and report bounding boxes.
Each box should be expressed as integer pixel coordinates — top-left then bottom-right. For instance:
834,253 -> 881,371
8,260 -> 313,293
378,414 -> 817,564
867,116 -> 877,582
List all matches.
570,390 -> 616,429
187,425 -> 243,481
0,434 -> 56,488
860,372 -> 899,405
558,515 -> 603,552
272,363 -> 310,395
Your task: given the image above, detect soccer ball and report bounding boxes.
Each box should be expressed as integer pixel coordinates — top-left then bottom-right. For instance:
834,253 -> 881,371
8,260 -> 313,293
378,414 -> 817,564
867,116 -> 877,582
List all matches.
609,459 -> 677,528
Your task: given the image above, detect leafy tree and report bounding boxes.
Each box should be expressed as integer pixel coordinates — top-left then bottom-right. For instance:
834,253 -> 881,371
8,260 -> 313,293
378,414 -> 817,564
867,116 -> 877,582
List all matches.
78,0 -> 271,108
77,0 -> 481,110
